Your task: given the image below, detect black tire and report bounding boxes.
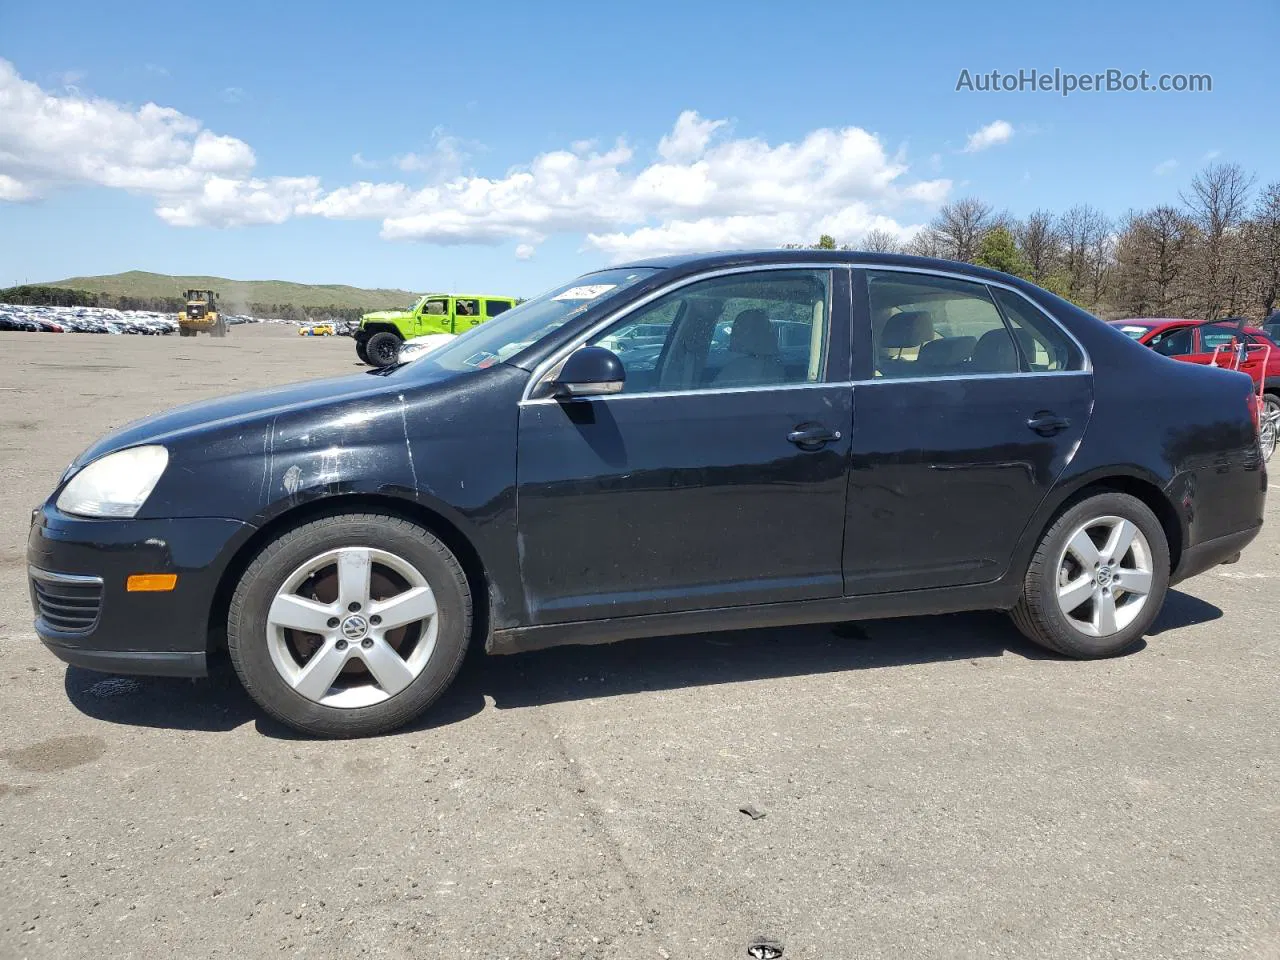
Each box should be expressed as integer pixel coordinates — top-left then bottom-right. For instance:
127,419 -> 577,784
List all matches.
211,319 -> 228,339
1010,491 -> 1170,658
355,338 -> 370,364
178,327 -> 193,337
365,331 -> 402,367
227,513 -> 472,738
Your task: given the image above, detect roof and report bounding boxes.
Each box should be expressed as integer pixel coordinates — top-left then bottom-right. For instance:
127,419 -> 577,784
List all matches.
1110,317 -> 1268,335
418,293 -> 518,300
609,249 -> 1038,287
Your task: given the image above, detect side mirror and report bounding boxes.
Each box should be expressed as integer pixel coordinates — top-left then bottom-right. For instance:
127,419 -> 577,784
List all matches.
552,346 -> 626,398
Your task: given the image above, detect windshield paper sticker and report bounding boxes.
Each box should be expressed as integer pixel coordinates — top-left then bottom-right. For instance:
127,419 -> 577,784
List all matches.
553,284 -> 616,302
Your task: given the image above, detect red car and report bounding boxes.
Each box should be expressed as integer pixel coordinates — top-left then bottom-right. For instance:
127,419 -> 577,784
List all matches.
1109,317 -> 1280,458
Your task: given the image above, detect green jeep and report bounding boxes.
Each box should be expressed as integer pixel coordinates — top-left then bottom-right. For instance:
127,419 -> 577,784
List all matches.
355,293 -> 518,366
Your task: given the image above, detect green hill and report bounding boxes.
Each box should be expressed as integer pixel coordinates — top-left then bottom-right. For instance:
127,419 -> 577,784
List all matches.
43,271 -> 418,314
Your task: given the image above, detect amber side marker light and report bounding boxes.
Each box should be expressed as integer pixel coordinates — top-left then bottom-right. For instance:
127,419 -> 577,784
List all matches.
126,574 -> 178,592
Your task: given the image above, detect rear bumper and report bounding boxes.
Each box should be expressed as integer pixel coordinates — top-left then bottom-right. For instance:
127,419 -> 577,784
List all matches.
26,505 -> 253,677
1171,523 -> 1262,585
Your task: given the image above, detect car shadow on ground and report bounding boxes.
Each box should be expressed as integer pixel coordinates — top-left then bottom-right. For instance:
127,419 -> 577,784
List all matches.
63,593 -> 1216,739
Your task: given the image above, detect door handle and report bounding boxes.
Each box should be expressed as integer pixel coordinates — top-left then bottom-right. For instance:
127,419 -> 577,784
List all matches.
787,424 -> 842,448
1027,412 -> 1071,436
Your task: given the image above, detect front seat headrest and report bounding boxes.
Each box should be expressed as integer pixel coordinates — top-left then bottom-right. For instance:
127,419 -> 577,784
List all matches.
918,335 -> 977,368
881,310 -> 934,349
971,329 -> 1019,372
728,309 -> 778,357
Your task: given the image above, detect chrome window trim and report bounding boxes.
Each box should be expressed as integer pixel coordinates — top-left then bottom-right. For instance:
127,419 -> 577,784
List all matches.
521,380 -> 855,406
520,262 -> 843,403
519,260 -> 1092,403
851,369 -> 1092,386
28,566 -> 104,586
862,264 -> 1092,374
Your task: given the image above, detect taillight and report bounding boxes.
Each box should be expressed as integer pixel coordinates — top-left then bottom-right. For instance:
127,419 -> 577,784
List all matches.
1247,391 -> 1261,434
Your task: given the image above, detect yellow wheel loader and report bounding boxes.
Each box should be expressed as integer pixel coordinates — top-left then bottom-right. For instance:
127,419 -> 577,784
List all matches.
177,289 -> 228,338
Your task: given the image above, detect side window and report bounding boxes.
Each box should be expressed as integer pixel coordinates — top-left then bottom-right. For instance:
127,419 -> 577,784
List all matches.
1200,324 -> 1245,353
586,269 -> 830,395
990,287 -> 1082,371
869,271 -> 1014,377
423,298 -> 448,316
455,298 -> 480,317
1148,327 -> 1194,357
485,299 -> 512,318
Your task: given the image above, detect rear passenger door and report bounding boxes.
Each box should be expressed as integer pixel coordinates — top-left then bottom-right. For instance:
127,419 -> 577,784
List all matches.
844,270 -> 1093,595
453,298 -> 482,334
484,299 -> 512,322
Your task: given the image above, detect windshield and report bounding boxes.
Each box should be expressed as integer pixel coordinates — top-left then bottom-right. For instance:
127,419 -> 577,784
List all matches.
410,268 -> 658,372
1116,324 -> 1154,339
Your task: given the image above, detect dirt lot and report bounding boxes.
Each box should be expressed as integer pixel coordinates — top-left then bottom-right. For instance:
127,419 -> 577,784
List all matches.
1,324 -> 1278,959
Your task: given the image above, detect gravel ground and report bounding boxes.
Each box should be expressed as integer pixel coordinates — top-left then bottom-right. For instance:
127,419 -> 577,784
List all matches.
1,325 -> 1278,959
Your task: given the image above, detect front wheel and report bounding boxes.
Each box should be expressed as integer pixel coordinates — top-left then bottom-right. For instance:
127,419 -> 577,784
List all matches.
355,338 -> 370,364
364,331 -> 402,367
1010,492 -> 1170,658
227,514 -> 473,737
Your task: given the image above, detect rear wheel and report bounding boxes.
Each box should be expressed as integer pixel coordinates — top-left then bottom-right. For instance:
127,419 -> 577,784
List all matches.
1010,492 -> 1169,658
228,514 -> 472,737
365,331 -> 402,367
355,338 -> 370,364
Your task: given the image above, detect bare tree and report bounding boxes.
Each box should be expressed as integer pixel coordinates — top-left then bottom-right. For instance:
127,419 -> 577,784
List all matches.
1113,206 -> 1197,317
1250,182 -> 1280,318
904,229 -> 944,259
1014,209 -> 1062,284
1182,162 -> 1256,318
929,197 -> 994,262
861,228 -> 904,254
1057,205 -> 1112,308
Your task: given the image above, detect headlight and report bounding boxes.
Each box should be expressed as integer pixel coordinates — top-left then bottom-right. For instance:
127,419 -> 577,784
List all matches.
55,446 -> 169,518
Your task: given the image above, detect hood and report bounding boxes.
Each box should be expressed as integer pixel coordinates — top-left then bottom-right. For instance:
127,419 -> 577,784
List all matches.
362,310 -> 412,323
74,365 -> 457,466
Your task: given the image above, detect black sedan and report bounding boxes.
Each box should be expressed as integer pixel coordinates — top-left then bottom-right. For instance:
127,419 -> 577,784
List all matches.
28,252 -> 1266,737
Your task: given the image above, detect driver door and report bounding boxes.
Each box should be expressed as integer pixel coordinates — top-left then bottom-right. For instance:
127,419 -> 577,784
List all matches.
514,267 -> 853,625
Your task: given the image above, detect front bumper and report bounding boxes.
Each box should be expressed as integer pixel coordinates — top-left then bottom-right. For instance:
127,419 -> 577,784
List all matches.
26,505 -> 254,677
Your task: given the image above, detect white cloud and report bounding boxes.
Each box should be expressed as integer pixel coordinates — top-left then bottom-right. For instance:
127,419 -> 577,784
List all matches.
1153,158 -> 1178,176
0,58 -> 290,226
190,130 -> 255,172
0,60 -> 950,252
299,181 -> 408,219
963,120 -> 1014,153
515,243 -> 536,260
155,176 -> 320,227
657,110 -> 727,162
221,87 -> 245,104
351,152 -> 378,169
0,173 -> 35,201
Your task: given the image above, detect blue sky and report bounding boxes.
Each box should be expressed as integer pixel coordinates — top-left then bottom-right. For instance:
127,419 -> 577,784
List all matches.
1,0 -> 1276,296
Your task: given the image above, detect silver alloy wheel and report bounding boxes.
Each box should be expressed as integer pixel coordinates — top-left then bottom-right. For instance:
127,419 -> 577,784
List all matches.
1055,515 -> 1154,638
266,547 -> 439,708
1260,399 -> 1280,462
